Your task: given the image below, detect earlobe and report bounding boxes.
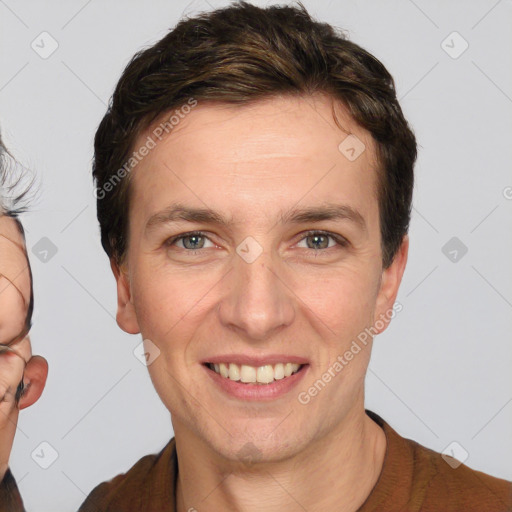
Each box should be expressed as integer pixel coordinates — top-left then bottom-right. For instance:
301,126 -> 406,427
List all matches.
110,259 -> 141,335
19,355 -> 48,410
373,235 -> 409,334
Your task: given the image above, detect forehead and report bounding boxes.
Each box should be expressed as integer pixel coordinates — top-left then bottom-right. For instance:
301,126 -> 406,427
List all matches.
130,94 -> 379,224
0,214 -> 31,305
0,214 -> 25,249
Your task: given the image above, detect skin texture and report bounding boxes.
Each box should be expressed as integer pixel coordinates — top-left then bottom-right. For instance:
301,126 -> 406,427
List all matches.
113,93 -> 408,511
0,214 -> 48,481
0,216 -> 31,343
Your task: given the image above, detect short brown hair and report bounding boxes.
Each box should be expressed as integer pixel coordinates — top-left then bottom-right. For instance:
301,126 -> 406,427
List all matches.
93,0 -> 416,268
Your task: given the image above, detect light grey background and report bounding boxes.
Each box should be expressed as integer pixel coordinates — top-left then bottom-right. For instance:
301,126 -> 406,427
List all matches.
1,0 -> 511,510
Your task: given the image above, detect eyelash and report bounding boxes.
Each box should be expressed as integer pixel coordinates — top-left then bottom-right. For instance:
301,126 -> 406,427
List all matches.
164,230 -> 348,256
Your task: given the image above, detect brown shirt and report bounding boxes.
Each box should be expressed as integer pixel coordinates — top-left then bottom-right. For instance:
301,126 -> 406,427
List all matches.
78,410 -> 512,512
3,411 -> 511,511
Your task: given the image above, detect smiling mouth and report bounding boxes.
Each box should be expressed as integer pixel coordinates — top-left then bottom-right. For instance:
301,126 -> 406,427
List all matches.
205,362 -> 304,385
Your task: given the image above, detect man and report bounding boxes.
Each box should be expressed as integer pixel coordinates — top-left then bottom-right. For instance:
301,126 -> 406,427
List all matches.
2,1 -> 512,511
0,131 -> 48,511
78,2 -> 512,510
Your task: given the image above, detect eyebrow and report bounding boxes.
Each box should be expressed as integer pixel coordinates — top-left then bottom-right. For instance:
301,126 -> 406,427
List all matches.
145,202 -> 367,233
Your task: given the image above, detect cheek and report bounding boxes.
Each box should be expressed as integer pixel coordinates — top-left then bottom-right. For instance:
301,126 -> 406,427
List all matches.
294,265 -> 379,339
130,264 -> 213,344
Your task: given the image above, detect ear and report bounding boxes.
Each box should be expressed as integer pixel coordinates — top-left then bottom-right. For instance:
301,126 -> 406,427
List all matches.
19,355 -> 48,410
373,235 -> 409,334
110,259 -> 141,335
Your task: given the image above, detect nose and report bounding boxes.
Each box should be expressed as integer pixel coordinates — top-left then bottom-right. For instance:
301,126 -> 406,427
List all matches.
217,247 -> 295,342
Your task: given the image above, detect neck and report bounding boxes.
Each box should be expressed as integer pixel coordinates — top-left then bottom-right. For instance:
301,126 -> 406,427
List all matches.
174,409 -> 386,512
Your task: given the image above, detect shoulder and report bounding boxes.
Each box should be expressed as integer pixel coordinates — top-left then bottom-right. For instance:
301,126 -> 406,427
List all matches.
364,410 -> 512,512
0,469 -> 25,512
78,438 -> 177,512
409,438 -> 512,511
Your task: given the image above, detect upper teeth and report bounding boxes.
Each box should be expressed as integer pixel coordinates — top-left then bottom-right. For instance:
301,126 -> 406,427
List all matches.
210,362 -> 301,384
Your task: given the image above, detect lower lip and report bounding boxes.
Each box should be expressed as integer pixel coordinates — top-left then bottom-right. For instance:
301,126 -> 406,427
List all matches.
204,364 -> 309,401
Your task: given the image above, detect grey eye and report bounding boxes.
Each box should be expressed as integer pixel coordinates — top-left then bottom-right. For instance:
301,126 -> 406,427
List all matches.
180,234 -> 206,250
305,233 -> 331,250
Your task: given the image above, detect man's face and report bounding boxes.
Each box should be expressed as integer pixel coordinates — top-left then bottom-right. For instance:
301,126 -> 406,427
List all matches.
115,94 -> 407,462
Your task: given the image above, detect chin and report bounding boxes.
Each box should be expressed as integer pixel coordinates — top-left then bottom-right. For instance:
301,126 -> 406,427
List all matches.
197,418 -> 310,465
